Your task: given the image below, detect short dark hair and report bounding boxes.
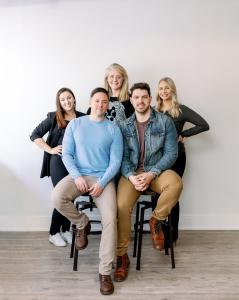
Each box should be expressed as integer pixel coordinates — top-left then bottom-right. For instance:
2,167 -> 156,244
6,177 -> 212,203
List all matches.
90,87 -> 109,98
129,82 -> 151,97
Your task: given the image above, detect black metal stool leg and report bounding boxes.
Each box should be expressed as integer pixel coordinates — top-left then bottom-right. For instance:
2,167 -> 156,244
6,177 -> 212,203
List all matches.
165,223 -> 169,256
133,201 -> 141,257
70,224 -> 76,258
136,206 -> 145,271
70,201 -> 79,260
168,214 -> 175,268
73,246 -> 79,271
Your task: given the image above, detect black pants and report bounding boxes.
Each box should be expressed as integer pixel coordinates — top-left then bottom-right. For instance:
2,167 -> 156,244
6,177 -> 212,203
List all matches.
170,151 -> 186,242
49,155 -> 71,235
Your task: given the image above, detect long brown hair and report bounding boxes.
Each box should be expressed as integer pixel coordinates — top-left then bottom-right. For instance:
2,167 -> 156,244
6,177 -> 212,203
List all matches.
55,87 -> 76,128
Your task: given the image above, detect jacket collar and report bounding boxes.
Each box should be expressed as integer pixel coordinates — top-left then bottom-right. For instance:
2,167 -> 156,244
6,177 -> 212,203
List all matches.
126,107 -> 157,125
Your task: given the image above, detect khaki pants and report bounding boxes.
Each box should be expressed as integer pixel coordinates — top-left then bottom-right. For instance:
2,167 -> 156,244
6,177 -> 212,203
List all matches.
52,175 -> 117,275
116,170 -> 183,256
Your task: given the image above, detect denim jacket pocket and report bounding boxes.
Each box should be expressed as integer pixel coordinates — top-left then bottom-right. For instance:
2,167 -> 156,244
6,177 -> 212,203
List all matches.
149,127 -> 165,152
124,128 -> 138,149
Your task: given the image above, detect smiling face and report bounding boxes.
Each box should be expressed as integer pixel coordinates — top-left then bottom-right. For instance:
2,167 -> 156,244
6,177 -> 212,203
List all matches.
90,92 -> 109,118
130,88 -> 151,114
158,80 -> 173,102
107,69 -> 124,93
59,91 -> 75,112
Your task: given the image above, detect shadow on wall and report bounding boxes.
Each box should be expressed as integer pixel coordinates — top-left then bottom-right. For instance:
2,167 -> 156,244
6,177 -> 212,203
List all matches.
0,163 -> 49,231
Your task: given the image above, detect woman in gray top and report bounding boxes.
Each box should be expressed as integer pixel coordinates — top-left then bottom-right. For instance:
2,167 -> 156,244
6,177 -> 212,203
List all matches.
156,77 -> 209,242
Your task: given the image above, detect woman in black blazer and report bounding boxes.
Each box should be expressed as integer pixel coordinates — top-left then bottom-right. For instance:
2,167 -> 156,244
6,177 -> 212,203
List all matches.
30,87 -> 85,246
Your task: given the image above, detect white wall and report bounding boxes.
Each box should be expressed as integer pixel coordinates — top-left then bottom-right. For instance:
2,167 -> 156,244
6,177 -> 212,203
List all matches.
0,0 -> 238,231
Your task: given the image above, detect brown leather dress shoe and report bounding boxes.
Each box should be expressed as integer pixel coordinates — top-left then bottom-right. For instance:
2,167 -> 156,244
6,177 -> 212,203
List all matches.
99,274 -> 114,295
114,253 -> 130,282
75,221 -> 91,250
149,216 -> 165,250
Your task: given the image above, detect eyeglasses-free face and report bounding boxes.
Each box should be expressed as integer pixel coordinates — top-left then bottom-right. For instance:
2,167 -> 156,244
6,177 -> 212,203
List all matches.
59,91 -> 75,112
90,92 -> 109,117
107,70 -> 124,92
158,81 -> 173,101
130,89 -> 151,114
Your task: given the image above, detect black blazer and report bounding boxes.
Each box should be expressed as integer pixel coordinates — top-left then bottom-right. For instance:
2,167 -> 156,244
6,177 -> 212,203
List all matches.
30,111 -> 85,178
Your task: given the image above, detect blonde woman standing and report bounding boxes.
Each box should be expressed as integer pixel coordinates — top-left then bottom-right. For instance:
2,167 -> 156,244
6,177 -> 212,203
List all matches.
87,63 -> 134,121
104,63 -> 134,120
156,77 -> 209,242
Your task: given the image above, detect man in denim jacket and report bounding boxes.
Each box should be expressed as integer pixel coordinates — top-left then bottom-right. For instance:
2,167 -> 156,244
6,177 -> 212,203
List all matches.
114,82 -> 183,282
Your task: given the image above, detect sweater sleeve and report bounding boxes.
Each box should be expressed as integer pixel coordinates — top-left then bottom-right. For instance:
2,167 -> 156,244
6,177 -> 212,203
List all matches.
62,120 -> 82,179
30,112 -> 54,141
180,105 -> 209,137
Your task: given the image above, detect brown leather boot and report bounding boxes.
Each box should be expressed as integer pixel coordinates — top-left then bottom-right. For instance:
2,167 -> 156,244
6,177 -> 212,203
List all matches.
114,253 -> 130,282
75,221 -> 91,250
149,216 -> 165,250
99,274 -> 114,295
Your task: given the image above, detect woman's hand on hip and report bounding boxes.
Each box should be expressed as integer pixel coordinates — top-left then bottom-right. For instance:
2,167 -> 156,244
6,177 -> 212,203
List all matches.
50,145 -> 62,155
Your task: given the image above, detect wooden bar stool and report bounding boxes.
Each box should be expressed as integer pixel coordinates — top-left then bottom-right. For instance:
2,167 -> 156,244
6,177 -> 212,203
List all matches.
133,191 -> 175,270
70,194 -> 101,271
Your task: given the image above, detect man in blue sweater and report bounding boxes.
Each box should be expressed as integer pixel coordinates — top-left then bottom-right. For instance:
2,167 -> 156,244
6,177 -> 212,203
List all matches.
52,87 -> 123,295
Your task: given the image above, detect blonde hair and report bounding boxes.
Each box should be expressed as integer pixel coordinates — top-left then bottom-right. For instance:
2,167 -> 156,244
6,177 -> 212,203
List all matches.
104,63 -> 129,102
156,77 -> 181,118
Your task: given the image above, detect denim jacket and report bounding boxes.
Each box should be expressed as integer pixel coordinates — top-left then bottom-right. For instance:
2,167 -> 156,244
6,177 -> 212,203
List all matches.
119,108 -> 178,179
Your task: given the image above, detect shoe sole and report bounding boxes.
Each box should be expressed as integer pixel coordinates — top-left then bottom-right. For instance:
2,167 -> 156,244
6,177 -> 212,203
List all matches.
49,240 -> 66,247
100,289 -> 114,295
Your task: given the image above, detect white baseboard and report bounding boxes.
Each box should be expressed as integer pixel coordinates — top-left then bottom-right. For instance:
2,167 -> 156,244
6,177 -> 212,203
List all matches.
0,213 -> 239,231
0,216 -> 50,231
179,213 -> 239,230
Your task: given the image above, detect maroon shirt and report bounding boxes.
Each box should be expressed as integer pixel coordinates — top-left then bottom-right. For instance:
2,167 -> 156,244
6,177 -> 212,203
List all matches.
136,119 -> 149,172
